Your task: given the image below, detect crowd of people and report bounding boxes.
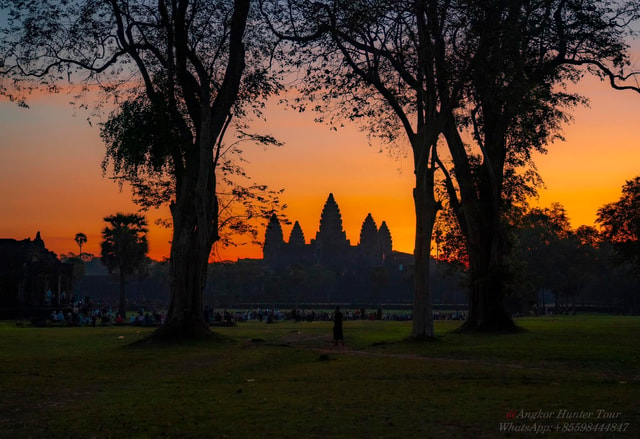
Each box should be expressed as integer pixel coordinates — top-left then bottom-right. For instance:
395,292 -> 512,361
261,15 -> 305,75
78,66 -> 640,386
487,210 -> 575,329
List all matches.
202,307 -> 432,325
432,310 -> 467,321
47,297 -> 164,327
43,300 -> 465,327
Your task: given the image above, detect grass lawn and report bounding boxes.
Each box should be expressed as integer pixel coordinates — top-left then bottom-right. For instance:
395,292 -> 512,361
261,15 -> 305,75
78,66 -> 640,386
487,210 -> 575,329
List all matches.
0,314 -> 638,438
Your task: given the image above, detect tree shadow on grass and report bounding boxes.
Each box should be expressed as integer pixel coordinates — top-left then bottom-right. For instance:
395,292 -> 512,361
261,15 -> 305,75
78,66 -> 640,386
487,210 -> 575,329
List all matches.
125,327 -> 234,348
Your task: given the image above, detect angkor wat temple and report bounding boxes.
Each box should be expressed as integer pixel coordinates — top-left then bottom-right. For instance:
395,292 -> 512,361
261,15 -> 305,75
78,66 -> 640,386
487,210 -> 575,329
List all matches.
264,193 -> 396,269
260,193 -> 415,304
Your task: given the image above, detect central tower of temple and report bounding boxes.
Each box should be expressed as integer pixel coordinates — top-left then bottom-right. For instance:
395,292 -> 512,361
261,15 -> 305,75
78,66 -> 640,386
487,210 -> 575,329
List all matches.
314,193 -> 350,267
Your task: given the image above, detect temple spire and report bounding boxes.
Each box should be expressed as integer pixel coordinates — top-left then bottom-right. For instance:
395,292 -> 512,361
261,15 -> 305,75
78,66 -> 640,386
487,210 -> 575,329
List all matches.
359,213 -> 381,265
288,221 -> 306,247
315,193 -> 348,246
263,213 -> 284,262
379,221 -> 393,260
315,193 -> 350,266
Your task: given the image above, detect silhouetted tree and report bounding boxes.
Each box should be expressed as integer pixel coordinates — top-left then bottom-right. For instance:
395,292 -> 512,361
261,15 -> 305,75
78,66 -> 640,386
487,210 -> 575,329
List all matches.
263,0 -> 451,337
508,203 -> 605,315
597,176 -> 640,275
435,0 -> 639,331
597,176 -> 640,312
1,1 -> 282,338
585,242 -> 639,313
515,204 -> 572,309
59,253 -> 88,301
74,233 -> 87,257
101,213 -> 149,319
434,207 -> 468,268
268,0 -> 639,333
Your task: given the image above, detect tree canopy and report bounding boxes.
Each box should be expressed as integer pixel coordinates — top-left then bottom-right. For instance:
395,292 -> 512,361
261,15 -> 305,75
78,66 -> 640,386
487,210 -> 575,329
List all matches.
597,176 -> 640,278
264,0 -> 640,332
101,213 -> 149,318
1,0 -> 285,338
74,232 -> 88,256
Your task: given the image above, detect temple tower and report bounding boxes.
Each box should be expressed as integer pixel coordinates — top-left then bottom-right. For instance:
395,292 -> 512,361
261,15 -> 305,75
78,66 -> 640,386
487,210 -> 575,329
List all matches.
314,193 -> 350,266
263,213 -> 285,263
288,221 -> 306,248
287,221 -> 310,264
378,221 -> 393,261
358,213 -> 381,266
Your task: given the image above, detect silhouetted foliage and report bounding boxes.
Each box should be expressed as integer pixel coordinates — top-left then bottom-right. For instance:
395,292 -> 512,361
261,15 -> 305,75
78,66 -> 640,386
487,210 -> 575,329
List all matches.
597,177 -> 640,274
100,213 -> 149,319
597,176 -> 640,312
263,0 -> 449,337
74,233 -> 87,257
0,0 -> 284,338
437,0 -> 640,332
265,0 -> 640,333
100,89 -> 286,252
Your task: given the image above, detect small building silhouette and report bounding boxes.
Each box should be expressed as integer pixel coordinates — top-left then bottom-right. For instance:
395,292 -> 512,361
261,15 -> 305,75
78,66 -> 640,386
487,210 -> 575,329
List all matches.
0,232 -> 73,314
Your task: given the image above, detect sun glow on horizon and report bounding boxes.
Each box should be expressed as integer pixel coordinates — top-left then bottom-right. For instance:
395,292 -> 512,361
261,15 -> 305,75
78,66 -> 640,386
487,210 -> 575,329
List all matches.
1,72 -> 639,262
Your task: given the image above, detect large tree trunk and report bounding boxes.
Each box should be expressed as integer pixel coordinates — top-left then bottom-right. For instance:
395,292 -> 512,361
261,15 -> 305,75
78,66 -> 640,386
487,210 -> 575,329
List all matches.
410,151 -> 438,339
153,178 -> 213,339
118,270 -> 126,320
158,210 -> 211,338
454,193 -> 516,332
155,128 -> 218,339
458,221 -> 515,332
149,0 -> 250,341
443,118 -> 516,332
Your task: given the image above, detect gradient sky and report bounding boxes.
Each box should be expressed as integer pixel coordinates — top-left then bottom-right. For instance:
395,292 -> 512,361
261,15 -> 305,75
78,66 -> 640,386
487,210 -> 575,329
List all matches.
1,73 -> 639,261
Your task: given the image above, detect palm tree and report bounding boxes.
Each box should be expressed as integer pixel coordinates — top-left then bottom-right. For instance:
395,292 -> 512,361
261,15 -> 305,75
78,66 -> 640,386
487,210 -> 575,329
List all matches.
74,233 -> 87,256
100,213 -> 149,319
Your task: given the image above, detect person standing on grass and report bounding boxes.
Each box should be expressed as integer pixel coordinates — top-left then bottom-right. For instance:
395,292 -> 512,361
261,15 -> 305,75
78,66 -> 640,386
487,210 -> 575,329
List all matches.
333,307 -> 344,346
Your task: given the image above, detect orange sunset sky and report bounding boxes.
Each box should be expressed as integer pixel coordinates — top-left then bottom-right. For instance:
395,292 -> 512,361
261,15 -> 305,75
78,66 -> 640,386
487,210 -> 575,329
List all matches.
1,73 -> 639,262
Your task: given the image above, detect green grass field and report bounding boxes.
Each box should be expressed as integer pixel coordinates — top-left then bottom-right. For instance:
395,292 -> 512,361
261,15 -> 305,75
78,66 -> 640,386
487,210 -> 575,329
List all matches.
0,315 -> 638,438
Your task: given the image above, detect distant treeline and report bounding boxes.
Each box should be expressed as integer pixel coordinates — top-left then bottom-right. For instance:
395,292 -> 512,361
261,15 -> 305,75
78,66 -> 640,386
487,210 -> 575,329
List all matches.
69,251 -> 638,316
